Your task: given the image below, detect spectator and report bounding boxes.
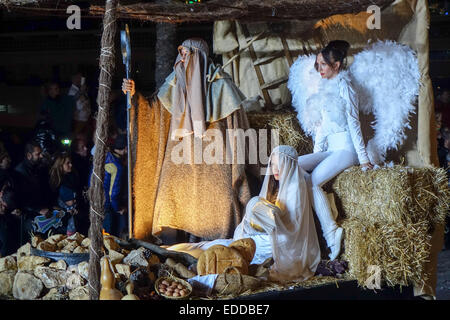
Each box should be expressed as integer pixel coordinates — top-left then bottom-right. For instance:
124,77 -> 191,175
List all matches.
92,134 -> 128,237
49,153 -> 80,236
71,133 -> 91,190
441,128 -> 450,175
32,117 -> 59,168
70,134 -> 91,235
437,127 -> 450,250
0,143 -> 18,213
40,81 -> 76,140
435,89 -> 450,129
0,131 -> 22,168
57,186 -> 78,236
436,111 -> 443,139
437,108 -> 448,167
111,90 -> 127,135
0,184 -> 21,256
438,134 -> 449,169
0,144 -> 21,256
14,140 -> 52,243
68,73 -> 92,137
90,120 -> 119,157
0,142 -> 13,188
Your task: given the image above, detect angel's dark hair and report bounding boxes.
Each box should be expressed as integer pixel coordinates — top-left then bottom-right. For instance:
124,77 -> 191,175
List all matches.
314,40 -> 350,72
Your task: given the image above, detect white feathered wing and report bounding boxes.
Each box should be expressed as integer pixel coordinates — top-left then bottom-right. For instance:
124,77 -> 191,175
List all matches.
287,54 -> 322,139
288,40 -> 421,164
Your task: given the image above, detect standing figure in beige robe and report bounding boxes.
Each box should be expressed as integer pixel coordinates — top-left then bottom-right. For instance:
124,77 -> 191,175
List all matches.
123,38 -> 259,241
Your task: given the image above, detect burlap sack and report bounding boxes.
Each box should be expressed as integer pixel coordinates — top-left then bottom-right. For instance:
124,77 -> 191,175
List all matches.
214,266 -> 263,296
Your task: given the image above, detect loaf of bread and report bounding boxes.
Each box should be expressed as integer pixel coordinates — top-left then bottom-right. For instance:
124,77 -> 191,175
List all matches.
228,238 -> 256,264
197,245 -> 248,276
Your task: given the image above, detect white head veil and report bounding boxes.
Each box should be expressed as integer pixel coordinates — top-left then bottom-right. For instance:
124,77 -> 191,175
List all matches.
171,38 -> 209,140
234,145 -> 321,282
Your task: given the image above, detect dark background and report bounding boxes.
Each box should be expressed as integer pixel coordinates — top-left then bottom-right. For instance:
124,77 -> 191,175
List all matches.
0,2 -> 215,136
0,1 -> 449,131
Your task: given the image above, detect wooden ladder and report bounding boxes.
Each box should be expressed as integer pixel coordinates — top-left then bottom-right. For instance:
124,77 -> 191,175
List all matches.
241,23 -> 323,110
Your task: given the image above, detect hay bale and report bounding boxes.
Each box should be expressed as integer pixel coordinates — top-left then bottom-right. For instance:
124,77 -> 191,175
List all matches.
332,166 -> 412,224
332,165 -> 450,228
410,167 -> 450,228
246,111 -> 313,155
341,218 -> 431,288
329,165 -> 450,288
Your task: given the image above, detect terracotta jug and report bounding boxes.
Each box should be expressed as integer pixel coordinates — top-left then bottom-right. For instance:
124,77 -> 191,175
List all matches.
99,256 -> 123,300
121,281 -> 140,300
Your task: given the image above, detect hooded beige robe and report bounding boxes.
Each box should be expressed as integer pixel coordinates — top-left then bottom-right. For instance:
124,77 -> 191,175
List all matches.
133,39 -> 260,240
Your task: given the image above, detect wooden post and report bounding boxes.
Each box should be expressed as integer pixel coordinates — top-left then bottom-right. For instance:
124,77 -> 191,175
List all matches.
155,0 -> 177,88
88,0 -> 118,300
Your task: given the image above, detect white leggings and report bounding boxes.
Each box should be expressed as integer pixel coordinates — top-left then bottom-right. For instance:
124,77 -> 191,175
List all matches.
298,150 -> 358,187
298,150 -> 358,247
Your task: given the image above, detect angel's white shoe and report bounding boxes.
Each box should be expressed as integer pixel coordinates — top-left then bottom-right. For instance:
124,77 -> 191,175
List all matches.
328,227 -> 343,261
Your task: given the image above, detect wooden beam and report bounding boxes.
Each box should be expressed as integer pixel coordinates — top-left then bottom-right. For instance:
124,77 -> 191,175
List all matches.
1,0 -> 395,23
88,0 -> 395,23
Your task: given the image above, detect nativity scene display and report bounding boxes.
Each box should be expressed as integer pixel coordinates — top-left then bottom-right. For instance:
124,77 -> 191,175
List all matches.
0,0 -> 448,302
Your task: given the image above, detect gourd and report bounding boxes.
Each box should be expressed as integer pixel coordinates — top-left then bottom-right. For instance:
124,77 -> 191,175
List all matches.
121,281 -> 140,300
99,256 -> 123,300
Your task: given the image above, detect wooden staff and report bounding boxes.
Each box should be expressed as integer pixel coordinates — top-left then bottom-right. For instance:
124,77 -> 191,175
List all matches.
88,0 -> 118,300
120,24 -> 133,239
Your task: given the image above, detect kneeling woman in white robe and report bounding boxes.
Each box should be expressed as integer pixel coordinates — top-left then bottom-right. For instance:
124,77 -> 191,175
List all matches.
167,145 -> 321,282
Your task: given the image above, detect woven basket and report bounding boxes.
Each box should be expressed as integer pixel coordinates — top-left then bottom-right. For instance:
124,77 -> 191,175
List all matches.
155,275 -> 192,300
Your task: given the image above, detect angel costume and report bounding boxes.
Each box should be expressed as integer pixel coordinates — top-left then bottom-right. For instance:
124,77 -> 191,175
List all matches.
167,145 -> 321,282
287,40 -> 420,260
294,69 -> 366,260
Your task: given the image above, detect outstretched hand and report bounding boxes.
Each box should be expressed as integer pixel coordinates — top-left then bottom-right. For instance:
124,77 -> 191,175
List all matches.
361,162 -> 374,170
122,78 -> 135,97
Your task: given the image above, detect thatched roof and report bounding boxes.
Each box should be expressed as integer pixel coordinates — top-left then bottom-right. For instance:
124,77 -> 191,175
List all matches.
1,0 -> 395,23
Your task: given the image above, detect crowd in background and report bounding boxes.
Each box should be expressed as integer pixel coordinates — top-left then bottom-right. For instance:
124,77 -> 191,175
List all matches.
434,88 -> 450,250
436,89 -> 450,170
0,72 -> 129,257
